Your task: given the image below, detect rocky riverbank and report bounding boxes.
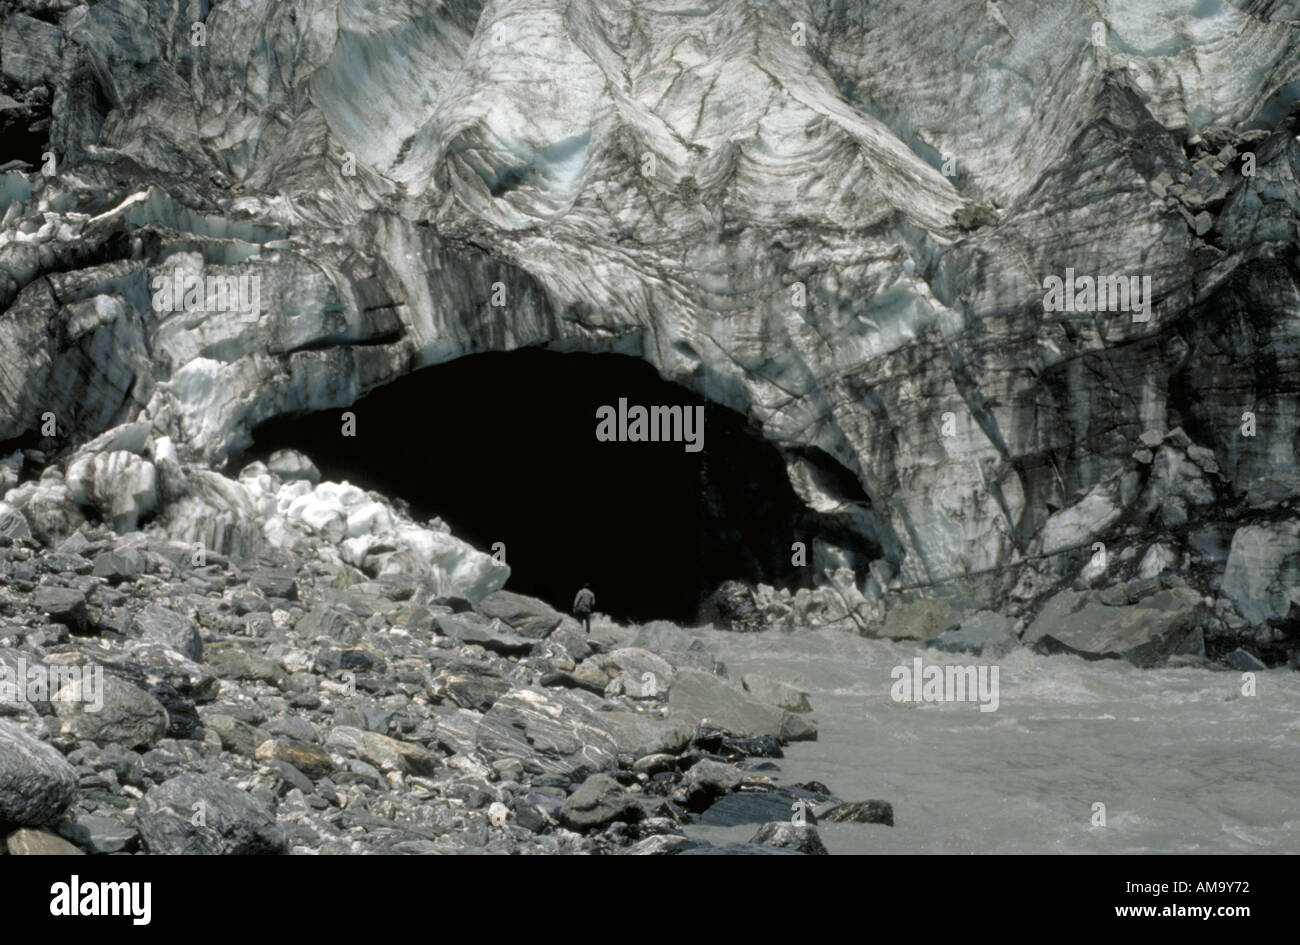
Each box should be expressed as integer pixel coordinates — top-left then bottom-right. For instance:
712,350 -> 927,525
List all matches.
0,432 -> 900,855
1,407 -> 1296,857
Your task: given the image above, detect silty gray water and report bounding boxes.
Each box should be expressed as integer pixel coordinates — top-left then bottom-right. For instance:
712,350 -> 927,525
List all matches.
682,627 -> 1300,854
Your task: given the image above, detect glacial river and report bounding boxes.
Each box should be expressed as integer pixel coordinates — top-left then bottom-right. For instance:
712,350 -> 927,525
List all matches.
682,628 -> 1300,854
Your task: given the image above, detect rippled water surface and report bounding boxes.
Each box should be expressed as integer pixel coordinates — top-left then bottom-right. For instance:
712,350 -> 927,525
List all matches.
682,628 -> 1300,854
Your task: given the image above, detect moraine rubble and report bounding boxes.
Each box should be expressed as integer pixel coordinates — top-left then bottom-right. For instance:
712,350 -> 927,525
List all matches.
0,435 -> 877,855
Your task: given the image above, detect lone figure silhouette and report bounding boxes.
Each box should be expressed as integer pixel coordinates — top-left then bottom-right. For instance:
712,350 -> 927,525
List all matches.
573,583 -> 595,634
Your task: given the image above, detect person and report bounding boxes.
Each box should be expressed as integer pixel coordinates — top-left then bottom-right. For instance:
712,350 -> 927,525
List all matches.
573,583 -> 595,634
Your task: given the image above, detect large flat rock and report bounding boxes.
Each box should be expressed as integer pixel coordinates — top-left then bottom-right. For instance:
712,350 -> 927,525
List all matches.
436,613 -> 535,656
475,687 -> 617,779
668,669 -> 816,742
1024,586 -> 1204,668
474,591 -> 565,638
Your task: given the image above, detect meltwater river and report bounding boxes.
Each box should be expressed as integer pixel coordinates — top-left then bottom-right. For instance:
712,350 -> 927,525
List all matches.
682,627 -> 1300,854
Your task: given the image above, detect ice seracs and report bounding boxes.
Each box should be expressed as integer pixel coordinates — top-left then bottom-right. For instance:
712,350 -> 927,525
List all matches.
0,0 -> 1297,624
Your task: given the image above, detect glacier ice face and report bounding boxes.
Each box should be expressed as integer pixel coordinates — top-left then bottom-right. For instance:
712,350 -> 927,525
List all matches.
0,0 -> 1298,608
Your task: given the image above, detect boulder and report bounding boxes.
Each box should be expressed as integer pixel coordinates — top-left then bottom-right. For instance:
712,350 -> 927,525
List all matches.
929,610 -> 1016,657
621,835 -> 700,855
668,669 -> 816,742
605,647 -> 676,697
6,828 -> 84,855
441,673 -> 512,711
677,759 -> 742,811
474,590 -> 564,638
822,800 -> 894,826
1138,542 -> 1179,580
0,720 -> 78,826
1223,648 -> 1267,672
247,566 -> 299,601
92,549 -> 145,583
57,813 -> 139,854
750,821 -> 829,855
631,621 -> 716,671
475,687 -> 618,779
632,753 -> 677,775
31,586 -> 89,635
135,773 -> 288,854
57,532 -> 94,553
436,613 -> 534,656
1024,586 -> 1204,667
510,788 -> 563,834
324,725 -> 438,776
594,711 -> 693,759
295,605 -> 364,644
536,624 -> 592,664
53,674 -> 169,749
132,605 -> 203,661
699,791 -> 803,827
202,642 -> 285,684
199,711 -> 269,756
254,737 -> 335,779
1245,474 -> 1300,511
879,597 -> 959,641
699,580 -> 764,632
741,674 -> 812,713
0,502 -> 31,542
116,642 -> 218,705
357,731 -> 437,776
264,716 -> 319,744
560,773 -> 641,830
42,551 -> 93,575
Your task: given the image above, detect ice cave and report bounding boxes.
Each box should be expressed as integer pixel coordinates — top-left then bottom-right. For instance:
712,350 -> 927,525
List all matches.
241,349 -> 874,622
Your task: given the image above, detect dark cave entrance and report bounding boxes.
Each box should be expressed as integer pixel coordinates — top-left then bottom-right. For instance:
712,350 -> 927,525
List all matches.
242,349 -> 857,624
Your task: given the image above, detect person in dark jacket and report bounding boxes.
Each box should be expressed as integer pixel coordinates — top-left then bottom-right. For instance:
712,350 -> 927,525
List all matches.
573,583 -> 595,633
